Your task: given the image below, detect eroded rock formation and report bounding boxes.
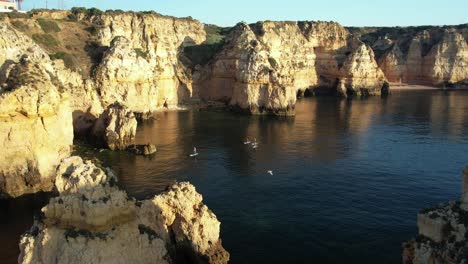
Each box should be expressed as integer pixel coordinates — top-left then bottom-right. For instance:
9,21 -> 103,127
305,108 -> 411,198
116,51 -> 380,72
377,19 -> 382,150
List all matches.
195,21 -> 387,115
19,156 -> 229,264
91,103 -> 138,151
403,167 -> 468,263
93,12 -> 206,112
352,26 -> 468,87
0,21 -> 103,135
0,58 -> 73,198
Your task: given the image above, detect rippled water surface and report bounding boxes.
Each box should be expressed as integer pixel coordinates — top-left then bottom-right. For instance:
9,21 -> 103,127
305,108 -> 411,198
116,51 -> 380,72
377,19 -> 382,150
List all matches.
2,90 -> 468,263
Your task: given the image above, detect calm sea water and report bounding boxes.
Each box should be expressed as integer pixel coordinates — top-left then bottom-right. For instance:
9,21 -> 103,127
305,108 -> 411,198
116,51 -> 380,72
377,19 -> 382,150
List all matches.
1,90 -> 467,263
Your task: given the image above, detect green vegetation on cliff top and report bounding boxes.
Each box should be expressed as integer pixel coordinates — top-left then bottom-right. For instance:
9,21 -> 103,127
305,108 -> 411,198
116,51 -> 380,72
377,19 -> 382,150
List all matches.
183,24 -> 233,66
37,18 -> 61,33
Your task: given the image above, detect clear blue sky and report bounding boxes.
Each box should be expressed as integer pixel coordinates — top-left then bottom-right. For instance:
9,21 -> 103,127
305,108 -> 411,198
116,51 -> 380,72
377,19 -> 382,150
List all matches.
23,0 -> 467,27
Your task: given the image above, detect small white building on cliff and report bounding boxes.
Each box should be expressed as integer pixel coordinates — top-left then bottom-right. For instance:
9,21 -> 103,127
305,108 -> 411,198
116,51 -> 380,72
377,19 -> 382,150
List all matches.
0,0 -> 19,12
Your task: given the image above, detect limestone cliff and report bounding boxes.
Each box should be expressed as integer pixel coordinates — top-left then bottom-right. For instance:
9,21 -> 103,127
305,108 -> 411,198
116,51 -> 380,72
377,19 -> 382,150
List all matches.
92,12 -> 206,112
351,25 -> 468,87
403,167 -> 468,264
19,156 -> 229,264
194,21 -> 387,115
0,58 -> 73,198
0,21 -> 103,135
2,11 -> 206,134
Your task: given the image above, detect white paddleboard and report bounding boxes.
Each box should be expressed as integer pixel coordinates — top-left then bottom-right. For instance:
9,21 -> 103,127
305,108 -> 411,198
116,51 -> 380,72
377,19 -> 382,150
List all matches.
189,153 -> 199,157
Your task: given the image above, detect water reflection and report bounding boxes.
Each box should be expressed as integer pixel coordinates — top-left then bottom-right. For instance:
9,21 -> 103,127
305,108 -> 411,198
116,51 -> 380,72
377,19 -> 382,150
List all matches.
1,90 -> 467,264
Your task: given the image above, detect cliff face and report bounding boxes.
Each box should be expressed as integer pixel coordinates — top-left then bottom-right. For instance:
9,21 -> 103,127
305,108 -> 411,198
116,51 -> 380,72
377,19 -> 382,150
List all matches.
0,59 -> 73,198
2,11 -> 206,133
0,21 -> 103,135
19,157 -> 229,264
93,12 -> 206,112
351,25 -> 468,87
403,167 -> 468,264
195,21 -> 386,115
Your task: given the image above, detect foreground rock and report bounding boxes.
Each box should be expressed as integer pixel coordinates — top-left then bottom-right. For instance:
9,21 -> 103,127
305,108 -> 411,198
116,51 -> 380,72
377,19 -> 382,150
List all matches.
92,103 -> 138,151
0,58 -> 73,198
403,167 -> 468,263
19,156 -> 229,264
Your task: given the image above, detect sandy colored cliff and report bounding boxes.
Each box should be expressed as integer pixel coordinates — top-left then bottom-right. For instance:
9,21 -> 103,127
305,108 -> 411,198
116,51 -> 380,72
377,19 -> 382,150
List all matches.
0,57 -> 73,198
195,21 -> 387,115
351,25 -> 468,87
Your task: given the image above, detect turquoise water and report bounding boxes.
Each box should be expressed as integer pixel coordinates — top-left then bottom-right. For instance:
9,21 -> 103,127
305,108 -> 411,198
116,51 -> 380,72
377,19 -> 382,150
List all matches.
1,90 -> 467,263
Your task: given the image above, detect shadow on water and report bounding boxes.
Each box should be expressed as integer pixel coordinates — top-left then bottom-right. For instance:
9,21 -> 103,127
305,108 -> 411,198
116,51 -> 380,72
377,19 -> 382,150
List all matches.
0,192 -> 51,264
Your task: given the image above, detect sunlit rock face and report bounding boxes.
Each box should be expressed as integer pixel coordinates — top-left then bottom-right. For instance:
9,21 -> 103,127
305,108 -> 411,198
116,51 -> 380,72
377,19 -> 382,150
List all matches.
377,28 -> 468,87
91,103 -> 138,151
0,22 -> 103,135
195,21 -> 386,115
403,167 -> 468,264
19,157 -> 229,264
2,12 -> 207,134
93,13 -> 206,112
0,59 -> 73,198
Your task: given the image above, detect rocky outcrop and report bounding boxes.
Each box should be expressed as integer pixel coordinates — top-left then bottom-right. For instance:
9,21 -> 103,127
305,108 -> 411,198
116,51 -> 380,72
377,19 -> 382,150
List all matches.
127,144 -> 157,156
91,103 -> 137,151
19,156 -> 229,264
403,167 -> 468,264
194,21 -> 387,115
93,12 -> 206,113
0,58 -> 73,198
357,25 -> 468,87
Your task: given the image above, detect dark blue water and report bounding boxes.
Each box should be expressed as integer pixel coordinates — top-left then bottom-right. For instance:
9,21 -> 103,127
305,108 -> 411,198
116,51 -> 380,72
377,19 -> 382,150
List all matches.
2,90 -> 467,263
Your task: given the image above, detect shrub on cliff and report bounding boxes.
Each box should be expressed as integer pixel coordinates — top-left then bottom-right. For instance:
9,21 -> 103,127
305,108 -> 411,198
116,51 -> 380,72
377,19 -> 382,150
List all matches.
37,18 -> 61,33
11,20 -> 28,32
32,34 -> 59,47
249,22 -> 266,36
134,48 -> 148,60
70,7 -> 103,19
49,52 -> 79,71
0,11 -> 29,20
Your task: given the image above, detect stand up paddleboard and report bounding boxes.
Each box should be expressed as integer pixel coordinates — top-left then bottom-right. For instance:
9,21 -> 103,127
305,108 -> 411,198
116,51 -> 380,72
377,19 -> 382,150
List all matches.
189,153 -> 199,157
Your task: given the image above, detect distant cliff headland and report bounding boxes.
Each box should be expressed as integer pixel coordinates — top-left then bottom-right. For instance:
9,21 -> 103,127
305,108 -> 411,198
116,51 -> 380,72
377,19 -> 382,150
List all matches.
0,8 -> 467,264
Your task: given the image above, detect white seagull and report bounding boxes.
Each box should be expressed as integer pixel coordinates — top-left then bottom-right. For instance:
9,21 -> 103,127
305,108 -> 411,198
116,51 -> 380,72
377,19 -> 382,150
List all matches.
267,170 -> 273,176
